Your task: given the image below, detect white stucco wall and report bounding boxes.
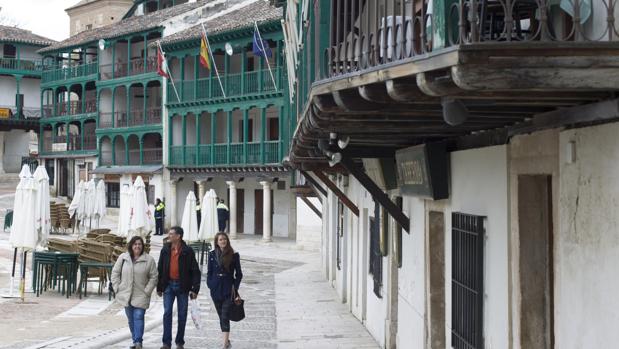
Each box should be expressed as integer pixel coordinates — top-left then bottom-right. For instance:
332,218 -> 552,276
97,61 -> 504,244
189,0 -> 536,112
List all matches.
0,76 -> 17,106
295,197 -> 322,250
556,122 -> 619,349
397,196 -> 426,348
3,130 -> 30,173
445,145 -> 509,349
21,78 -> 41,110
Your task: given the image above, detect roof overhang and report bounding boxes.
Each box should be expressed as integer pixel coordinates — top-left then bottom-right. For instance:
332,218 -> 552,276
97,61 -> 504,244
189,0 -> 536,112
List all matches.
91,165 -> 162,174
289,43 -> 619,171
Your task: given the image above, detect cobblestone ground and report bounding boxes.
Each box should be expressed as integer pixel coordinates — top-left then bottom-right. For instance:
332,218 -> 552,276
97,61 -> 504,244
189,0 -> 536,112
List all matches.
109,256 -> 302,349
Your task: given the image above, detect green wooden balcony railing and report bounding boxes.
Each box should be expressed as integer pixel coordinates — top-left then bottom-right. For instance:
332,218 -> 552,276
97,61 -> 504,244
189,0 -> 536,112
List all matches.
0,57 -> 44,73
41,62 -> 98,84
169,141 -> 281,167
168,67 -> 283,104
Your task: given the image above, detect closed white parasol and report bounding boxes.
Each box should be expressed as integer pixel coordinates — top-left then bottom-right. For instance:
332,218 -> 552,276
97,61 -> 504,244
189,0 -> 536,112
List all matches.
116,183 -> 133,237
33,166 -> 51,249
9,165 -> 37,250
129,176 -> 152,238
198,189 -> 218,241
93,179 -> 107,227
181,191 -> 199,242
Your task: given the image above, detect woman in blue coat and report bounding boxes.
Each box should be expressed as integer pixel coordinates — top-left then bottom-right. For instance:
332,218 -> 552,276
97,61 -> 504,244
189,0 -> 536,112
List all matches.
207,232 -> 242,349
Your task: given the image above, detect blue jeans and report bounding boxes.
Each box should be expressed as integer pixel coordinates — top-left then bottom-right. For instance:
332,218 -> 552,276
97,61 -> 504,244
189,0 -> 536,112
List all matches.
125,305 -> 146,345
163,280 -> 189,346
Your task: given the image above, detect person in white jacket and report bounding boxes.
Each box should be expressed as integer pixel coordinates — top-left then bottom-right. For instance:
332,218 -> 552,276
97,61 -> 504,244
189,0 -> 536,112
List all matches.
112,236 -> 158,349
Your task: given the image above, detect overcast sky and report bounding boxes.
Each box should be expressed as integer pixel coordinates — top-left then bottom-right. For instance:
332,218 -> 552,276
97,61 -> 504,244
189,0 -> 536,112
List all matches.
0,0 -> 75,41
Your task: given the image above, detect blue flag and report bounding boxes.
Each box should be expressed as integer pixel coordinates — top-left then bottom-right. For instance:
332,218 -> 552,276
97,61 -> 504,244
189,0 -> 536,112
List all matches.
253,28 -> 272,58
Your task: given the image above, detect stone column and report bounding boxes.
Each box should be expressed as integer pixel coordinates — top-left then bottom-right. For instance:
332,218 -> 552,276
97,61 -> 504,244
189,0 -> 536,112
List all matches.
226,180 -> 237,239
260,181 -> 272,242
197,180 -> 206,203
169,179 -> 178,227
0,132 -> 5,174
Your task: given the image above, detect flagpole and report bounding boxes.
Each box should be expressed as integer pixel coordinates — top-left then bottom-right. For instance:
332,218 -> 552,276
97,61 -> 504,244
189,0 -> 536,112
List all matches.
157,41 -> 181,103
254,21 -> 277,91
201,23 -> 226,98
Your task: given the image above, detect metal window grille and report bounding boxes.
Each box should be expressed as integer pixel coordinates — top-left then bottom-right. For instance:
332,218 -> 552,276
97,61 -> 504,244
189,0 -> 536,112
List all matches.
451,212 -> 485,349
106,182 -> 120,208
369,201 -> 382,298
336,200 -> 344,270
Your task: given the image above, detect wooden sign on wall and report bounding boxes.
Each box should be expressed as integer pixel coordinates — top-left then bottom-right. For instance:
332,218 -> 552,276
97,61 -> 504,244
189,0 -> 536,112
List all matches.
395,143 -> 449,200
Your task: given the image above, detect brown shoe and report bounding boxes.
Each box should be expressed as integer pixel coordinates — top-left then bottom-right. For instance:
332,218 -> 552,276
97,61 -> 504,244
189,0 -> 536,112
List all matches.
160,345 -> 171,349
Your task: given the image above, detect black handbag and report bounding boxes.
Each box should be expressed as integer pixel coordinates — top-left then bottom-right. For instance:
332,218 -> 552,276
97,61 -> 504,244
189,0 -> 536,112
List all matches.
108,259 -> 125,297
229,288 -> 245,322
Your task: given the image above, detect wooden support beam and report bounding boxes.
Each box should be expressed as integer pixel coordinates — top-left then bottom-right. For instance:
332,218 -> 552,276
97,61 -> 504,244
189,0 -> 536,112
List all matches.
300,196 -> 322,219
300,170 -> 327,197
313,171 -> 360,217
340,157 -> 410,233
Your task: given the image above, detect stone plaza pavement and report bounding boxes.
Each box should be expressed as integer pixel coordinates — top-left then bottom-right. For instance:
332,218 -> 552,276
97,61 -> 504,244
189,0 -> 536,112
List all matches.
0,189 -> 378,349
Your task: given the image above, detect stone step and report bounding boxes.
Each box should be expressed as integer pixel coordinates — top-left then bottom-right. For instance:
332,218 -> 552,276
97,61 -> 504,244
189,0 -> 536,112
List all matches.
0,173 -> 20,185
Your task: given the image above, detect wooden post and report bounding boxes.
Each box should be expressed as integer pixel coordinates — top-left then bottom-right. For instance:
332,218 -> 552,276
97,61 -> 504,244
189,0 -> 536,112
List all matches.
340,157 -> 409,232
313,171 -> 359,217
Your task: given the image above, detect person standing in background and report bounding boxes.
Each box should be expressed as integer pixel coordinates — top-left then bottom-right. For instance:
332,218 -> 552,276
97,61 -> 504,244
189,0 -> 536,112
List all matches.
216,198 -> 229,233
154,198 -> 165,236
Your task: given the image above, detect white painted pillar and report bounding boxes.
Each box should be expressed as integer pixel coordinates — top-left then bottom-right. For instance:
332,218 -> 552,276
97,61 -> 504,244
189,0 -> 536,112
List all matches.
226,180 -> 237,239
260,181 -> 272,242
170,179 -> 178,227
0,132 -> 5,174
197,180 -> 206,202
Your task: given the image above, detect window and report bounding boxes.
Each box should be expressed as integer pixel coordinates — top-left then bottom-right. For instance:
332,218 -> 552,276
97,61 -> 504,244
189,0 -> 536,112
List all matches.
451,212 -> 485,349
45,160 -> 54,186
369,200 -> 382,298
336,200 -> 344,270
3,44 -> 16,58
85,24 -> 93,30
106,182 -> 120,208
147,185 -> 155,205
268,118 -> 279,141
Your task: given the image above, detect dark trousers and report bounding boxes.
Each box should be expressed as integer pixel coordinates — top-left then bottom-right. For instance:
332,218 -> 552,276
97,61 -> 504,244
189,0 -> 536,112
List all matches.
155,217 -> 164,235
213,297 -> 232,332
163,281 -> 189,346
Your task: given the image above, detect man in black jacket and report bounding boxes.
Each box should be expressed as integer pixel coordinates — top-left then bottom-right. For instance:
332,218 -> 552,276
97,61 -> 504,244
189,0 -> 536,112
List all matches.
157,226 -> 201,349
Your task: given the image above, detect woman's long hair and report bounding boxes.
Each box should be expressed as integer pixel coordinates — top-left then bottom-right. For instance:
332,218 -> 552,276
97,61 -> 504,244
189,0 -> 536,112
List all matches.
214,232 -> 234,271
127,236 -> 145,258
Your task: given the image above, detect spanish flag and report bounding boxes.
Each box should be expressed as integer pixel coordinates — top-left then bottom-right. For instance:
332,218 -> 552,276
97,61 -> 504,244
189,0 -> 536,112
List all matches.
200,33 -> 211,70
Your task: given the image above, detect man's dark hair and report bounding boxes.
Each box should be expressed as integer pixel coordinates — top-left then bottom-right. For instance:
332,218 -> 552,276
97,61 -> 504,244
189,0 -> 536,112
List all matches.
169,226 -> 184,239
127,236 -> 145,258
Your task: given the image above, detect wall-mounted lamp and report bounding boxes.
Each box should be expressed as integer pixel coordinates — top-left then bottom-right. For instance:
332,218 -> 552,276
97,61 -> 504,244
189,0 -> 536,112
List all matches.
441,97 -> 469,126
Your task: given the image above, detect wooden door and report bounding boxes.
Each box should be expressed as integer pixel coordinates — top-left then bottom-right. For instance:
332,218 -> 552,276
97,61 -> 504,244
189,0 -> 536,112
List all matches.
254,189 -> 263,235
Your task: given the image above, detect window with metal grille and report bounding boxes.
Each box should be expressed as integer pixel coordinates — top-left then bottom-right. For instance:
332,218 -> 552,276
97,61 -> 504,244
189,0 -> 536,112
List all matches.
451,212 -> 485,349
369,200 -> 382,298
107,182 -> 120,208
336,200 -> 344,270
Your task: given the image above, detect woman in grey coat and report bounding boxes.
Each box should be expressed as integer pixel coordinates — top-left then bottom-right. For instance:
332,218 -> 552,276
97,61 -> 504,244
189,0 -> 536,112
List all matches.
112,236 -> 158,349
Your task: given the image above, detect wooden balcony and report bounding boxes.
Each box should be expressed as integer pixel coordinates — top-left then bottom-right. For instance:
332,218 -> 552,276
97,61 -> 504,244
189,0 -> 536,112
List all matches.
100,57 -> 158,81
289,0 -> 619,169
0,57 -> 44,76
43,99 -> 96,118
98,108 -> 162,129
41,62 -> 98,84
167,67 -> 284,104
40,134 -> 96,154
169,141 -> 281,167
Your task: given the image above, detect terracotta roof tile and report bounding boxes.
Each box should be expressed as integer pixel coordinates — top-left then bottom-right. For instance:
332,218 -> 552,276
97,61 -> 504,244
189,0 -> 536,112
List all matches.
40,1 -> 207,53
160,0 -> 282,46
0,25 -> 56,46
